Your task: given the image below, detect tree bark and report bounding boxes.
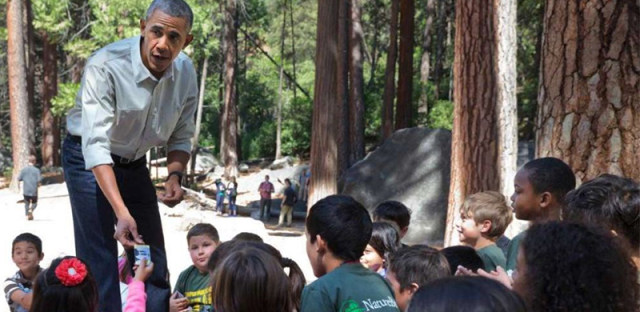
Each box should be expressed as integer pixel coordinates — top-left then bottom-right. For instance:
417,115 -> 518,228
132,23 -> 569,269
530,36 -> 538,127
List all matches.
41,33 -> 60,167
222,0 -> 238,178
349,0 -> 365,165
419,0 -> 436,116
189,56 -> 209,184
381,0 -> 399,140
275,5 -> 286,160
395,0 -> 415,130
24,0 -> 36,157
445,0 -> 517,246
536,0 -> 640,182
336,0 -> 350,177
309,0 -> 340,208
433,0 -> 451,99
8,0 -> 31,191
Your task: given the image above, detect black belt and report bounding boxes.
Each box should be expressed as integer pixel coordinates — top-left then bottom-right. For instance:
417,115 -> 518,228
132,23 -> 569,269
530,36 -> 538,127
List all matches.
67,134 -> 147,168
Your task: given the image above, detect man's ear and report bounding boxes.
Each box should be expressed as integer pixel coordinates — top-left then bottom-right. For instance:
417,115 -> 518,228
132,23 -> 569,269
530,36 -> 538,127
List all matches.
479,220 -> 492,234
140,19 -> 147,35
182,34 -> 194,49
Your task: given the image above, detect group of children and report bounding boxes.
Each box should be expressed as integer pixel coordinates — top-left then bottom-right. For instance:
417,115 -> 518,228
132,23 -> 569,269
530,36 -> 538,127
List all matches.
4,156 -> 640,311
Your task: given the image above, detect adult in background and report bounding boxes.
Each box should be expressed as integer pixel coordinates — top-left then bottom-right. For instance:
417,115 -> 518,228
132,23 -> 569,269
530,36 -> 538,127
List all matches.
18,155 -> 42,221
258,175 -> 275,220
61,1 -> 198,311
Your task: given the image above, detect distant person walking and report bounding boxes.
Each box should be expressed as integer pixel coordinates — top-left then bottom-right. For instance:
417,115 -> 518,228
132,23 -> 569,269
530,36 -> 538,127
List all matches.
18,155 -> 41,221
277,178 -> 296,227
215,178 -> 226,215
258,175 -> 275,220
298,168 -> 310,203
227,176 -> 238,216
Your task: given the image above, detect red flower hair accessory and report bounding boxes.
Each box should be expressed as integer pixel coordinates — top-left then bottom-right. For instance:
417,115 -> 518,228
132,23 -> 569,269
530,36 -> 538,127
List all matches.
54,258 -> 88,286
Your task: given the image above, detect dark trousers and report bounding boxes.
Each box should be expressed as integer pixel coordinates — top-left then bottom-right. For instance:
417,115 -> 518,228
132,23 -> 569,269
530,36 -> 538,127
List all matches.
259,198 -> 272,219
23,195 -> 37,215
62,136 -> 169,312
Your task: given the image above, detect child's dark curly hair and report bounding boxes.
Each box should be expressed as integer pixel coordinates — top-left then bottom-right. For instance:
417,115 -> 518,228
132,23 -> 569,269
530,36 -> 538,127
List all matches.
518,221 -> 638,312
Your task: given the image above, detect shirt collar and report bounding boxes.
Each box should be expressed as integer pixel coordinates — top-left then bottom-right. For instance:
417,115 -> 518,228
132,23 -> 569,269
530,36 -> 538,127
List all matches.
131,36 -> 175,84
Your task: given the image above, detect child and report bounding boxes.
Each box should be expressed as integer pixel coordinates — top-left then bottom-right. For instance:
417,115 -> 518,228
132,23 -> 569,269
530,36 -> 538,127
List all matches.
507,157 -> 575,272
277,179 -> 297,227
457,191 -> 512,272
373,200 -> 411,239
441,245 -> 484,274
123,258 -> 155,312
563,174 -> 640,269
407,276 -> 526,312
215,179 -> 226,215
171,223 -> 220,312
227,176 -> 238,216
301,195 -> 399,312
512,222 -> 638,312
4,233 -> 44,312
386,245 -> 450,311
17,155 -> 41,221
30,256 -> 98,312
208,240 -> 306,311
211,247 -> 293,312
360,222 -> 401,276
232,232 -> 263,242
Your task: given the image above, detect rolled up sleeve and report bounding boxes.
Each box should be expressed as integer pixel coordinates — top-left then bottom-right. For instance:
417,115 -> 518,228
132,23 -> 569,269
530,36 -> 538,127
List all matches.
80,65 -> 116,169
167,69 -> 198,155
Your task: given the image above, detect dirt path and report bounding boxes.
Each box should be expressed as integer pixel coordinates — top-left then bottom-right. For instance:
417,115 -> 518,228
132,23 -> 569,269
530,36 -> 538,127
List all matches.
0,183 -> 314,312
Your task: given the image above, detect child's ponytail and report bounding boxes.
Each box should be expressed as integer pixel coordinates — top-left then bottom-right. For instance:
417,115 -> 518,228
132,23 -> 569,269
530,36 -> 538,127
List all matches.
280,257 -> 306,310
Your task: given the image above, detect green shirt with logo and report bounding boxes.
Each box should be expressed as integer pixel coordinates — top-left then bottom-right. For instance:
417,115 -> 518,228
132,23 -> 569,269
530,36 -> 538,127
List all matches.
174,265 -> 213,312
300,263 -> 399,312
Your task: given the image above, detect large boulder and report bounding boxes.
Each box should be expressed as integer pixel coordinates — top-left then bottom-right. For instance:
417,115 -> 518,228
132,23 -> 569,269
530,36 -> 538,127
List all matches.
341,128 -> 451,246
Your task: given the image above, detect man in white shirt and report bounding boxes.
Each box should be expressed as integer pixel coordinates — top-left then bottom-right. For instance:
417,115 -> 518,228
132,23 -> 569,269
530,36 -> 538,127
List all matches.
62,1 -> 197,311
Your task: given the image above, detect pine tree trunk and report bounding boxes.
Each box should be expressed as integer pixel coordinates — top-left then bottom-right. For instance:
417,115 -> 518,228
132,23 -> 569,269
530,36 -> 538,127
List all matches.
7,0 -> 31,191
367,0 -> 384,88
24,0 -> 36,157
336,0 -> 350,177
41,34 -> 59,167
309,0 -> 340,208
395,0 -> 415,130
222,0 -> 238,178
536,0 -> 640,182
445,0 -> 518,246
349,0 -> 365,165
381,0 -> 399,140
189,56 -> 209,183
419,0 -> 436,116
275,6 -> 286,161
433,0 -> 450,99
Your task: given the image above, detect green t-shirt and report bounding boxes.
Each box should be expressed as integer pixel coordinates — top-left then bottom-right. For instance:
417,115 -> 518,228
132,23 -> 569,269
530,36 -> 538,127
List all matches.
505,231 -> 526,272
477,244 -> 507,272
300,263 -> 399,312
174,265 -> 213,312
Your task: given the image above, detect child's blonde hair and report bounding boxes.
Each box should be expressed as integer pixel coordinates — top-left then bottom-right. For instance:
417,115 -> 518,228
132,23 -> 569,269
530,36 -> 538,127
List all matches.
461,191 -> 512,239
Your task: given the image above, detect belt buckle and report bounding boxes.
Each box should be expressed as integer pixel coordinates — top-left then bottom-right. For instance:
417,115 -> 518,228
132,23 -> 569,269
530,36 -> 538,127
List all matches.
120,157 -> 132,164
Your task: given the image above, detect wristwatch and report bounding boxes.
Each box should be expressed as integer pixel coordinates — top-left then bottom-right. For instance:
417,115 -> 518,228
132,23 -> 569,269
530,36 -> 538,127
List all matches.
166,171 -> 184,185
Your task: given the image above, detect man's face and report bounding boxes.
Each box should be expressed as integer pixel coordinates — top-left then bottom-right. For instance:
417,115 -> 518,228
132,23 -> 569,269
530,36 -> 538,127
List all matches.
139,10 -> 193,78
12,241 -> 43,275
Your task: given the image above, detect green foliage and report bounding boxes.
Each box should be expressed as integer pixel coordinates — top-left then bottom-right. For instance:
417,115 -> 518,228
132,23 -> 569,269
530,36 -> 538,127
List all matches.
51,83 -> 80,117
427,100 -> 453,130
33,0 -> 72,41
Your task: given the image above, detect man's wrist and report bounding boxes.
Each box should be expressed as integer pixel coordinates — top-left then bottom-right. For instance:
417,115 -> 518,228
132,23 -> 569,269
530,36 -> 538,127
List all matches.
166,171 -> 183,185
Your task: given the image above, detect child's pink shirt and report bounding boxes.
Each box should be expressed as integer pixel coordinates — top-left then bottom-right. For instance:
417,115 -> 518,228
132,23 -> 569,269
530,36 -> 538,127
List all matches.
123,280 -> 146,312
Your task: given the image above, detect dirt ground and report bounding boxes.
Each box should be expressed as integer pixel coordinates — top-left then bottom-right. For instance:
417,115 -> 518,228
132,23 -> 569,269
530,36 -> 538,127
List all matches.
0,182 -> 314,312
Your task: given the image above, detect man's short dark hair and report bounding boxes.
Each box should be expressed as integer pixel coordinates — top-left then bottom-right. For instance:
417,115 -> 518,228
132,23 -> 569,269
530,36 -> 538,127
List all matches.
306,195 -> 372,262
523,157 -> 576,205
12,232 -> 43,255
187,223 -> 220,243
146,0 -> 194,31
441,245 -> 484,274
373,200 -> 411,229
388,245 -> 450,290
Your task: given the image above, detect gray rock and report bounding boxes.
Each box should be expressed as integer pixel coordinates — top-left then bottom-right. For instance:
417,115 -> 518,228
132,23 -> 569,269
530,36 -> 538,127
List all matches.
238,163 -> 250,173
194,149 -> 222,173
269,156 -> 294,170
341,128 -> 451,246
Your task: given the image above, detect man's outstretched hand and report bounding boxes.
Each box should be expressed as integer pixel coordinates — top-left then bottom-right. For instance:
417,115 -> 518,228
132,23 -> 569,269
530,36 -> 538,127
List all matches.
114,212 -> 144,249
158,177 -> 184,207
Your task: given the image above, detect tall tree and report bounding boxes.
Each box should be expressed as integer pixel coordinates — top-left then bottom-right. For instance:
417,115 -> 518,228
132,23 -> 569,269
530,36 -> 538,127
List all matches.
41,34 -> 59,167
349,0 -> 365,164
7,0 -> 31,191
189,56 -> 209,183
395,0 -> 415,130
433,0 -> 451,99
444,0 -> 518,246
24,0 -> 36,157
336,0 -> 349,176
536,0 -> 640,181
381,0 -> 399,140
418,0 -> 436,116
275,3 -> 286,160
222,0 -> 239,177
309,0 -> 340,207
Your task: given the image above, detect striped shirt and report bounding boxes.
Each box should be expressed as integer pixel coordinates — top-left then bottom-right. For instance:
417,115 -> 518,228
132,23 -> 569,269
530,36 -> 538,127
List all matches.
3,267 -> 41,312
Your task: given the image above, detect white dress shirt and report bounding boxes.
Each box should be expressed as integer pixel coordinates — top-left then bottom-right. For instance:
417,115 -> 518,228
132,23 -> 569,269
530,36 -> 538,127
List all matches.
67,36 -> 198,170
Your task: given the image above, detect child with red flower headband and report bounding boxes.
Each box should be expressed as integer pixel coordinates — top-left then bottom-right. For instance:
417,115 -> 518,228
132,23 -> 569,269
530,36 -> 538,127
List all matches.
29,256 -> 154,312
